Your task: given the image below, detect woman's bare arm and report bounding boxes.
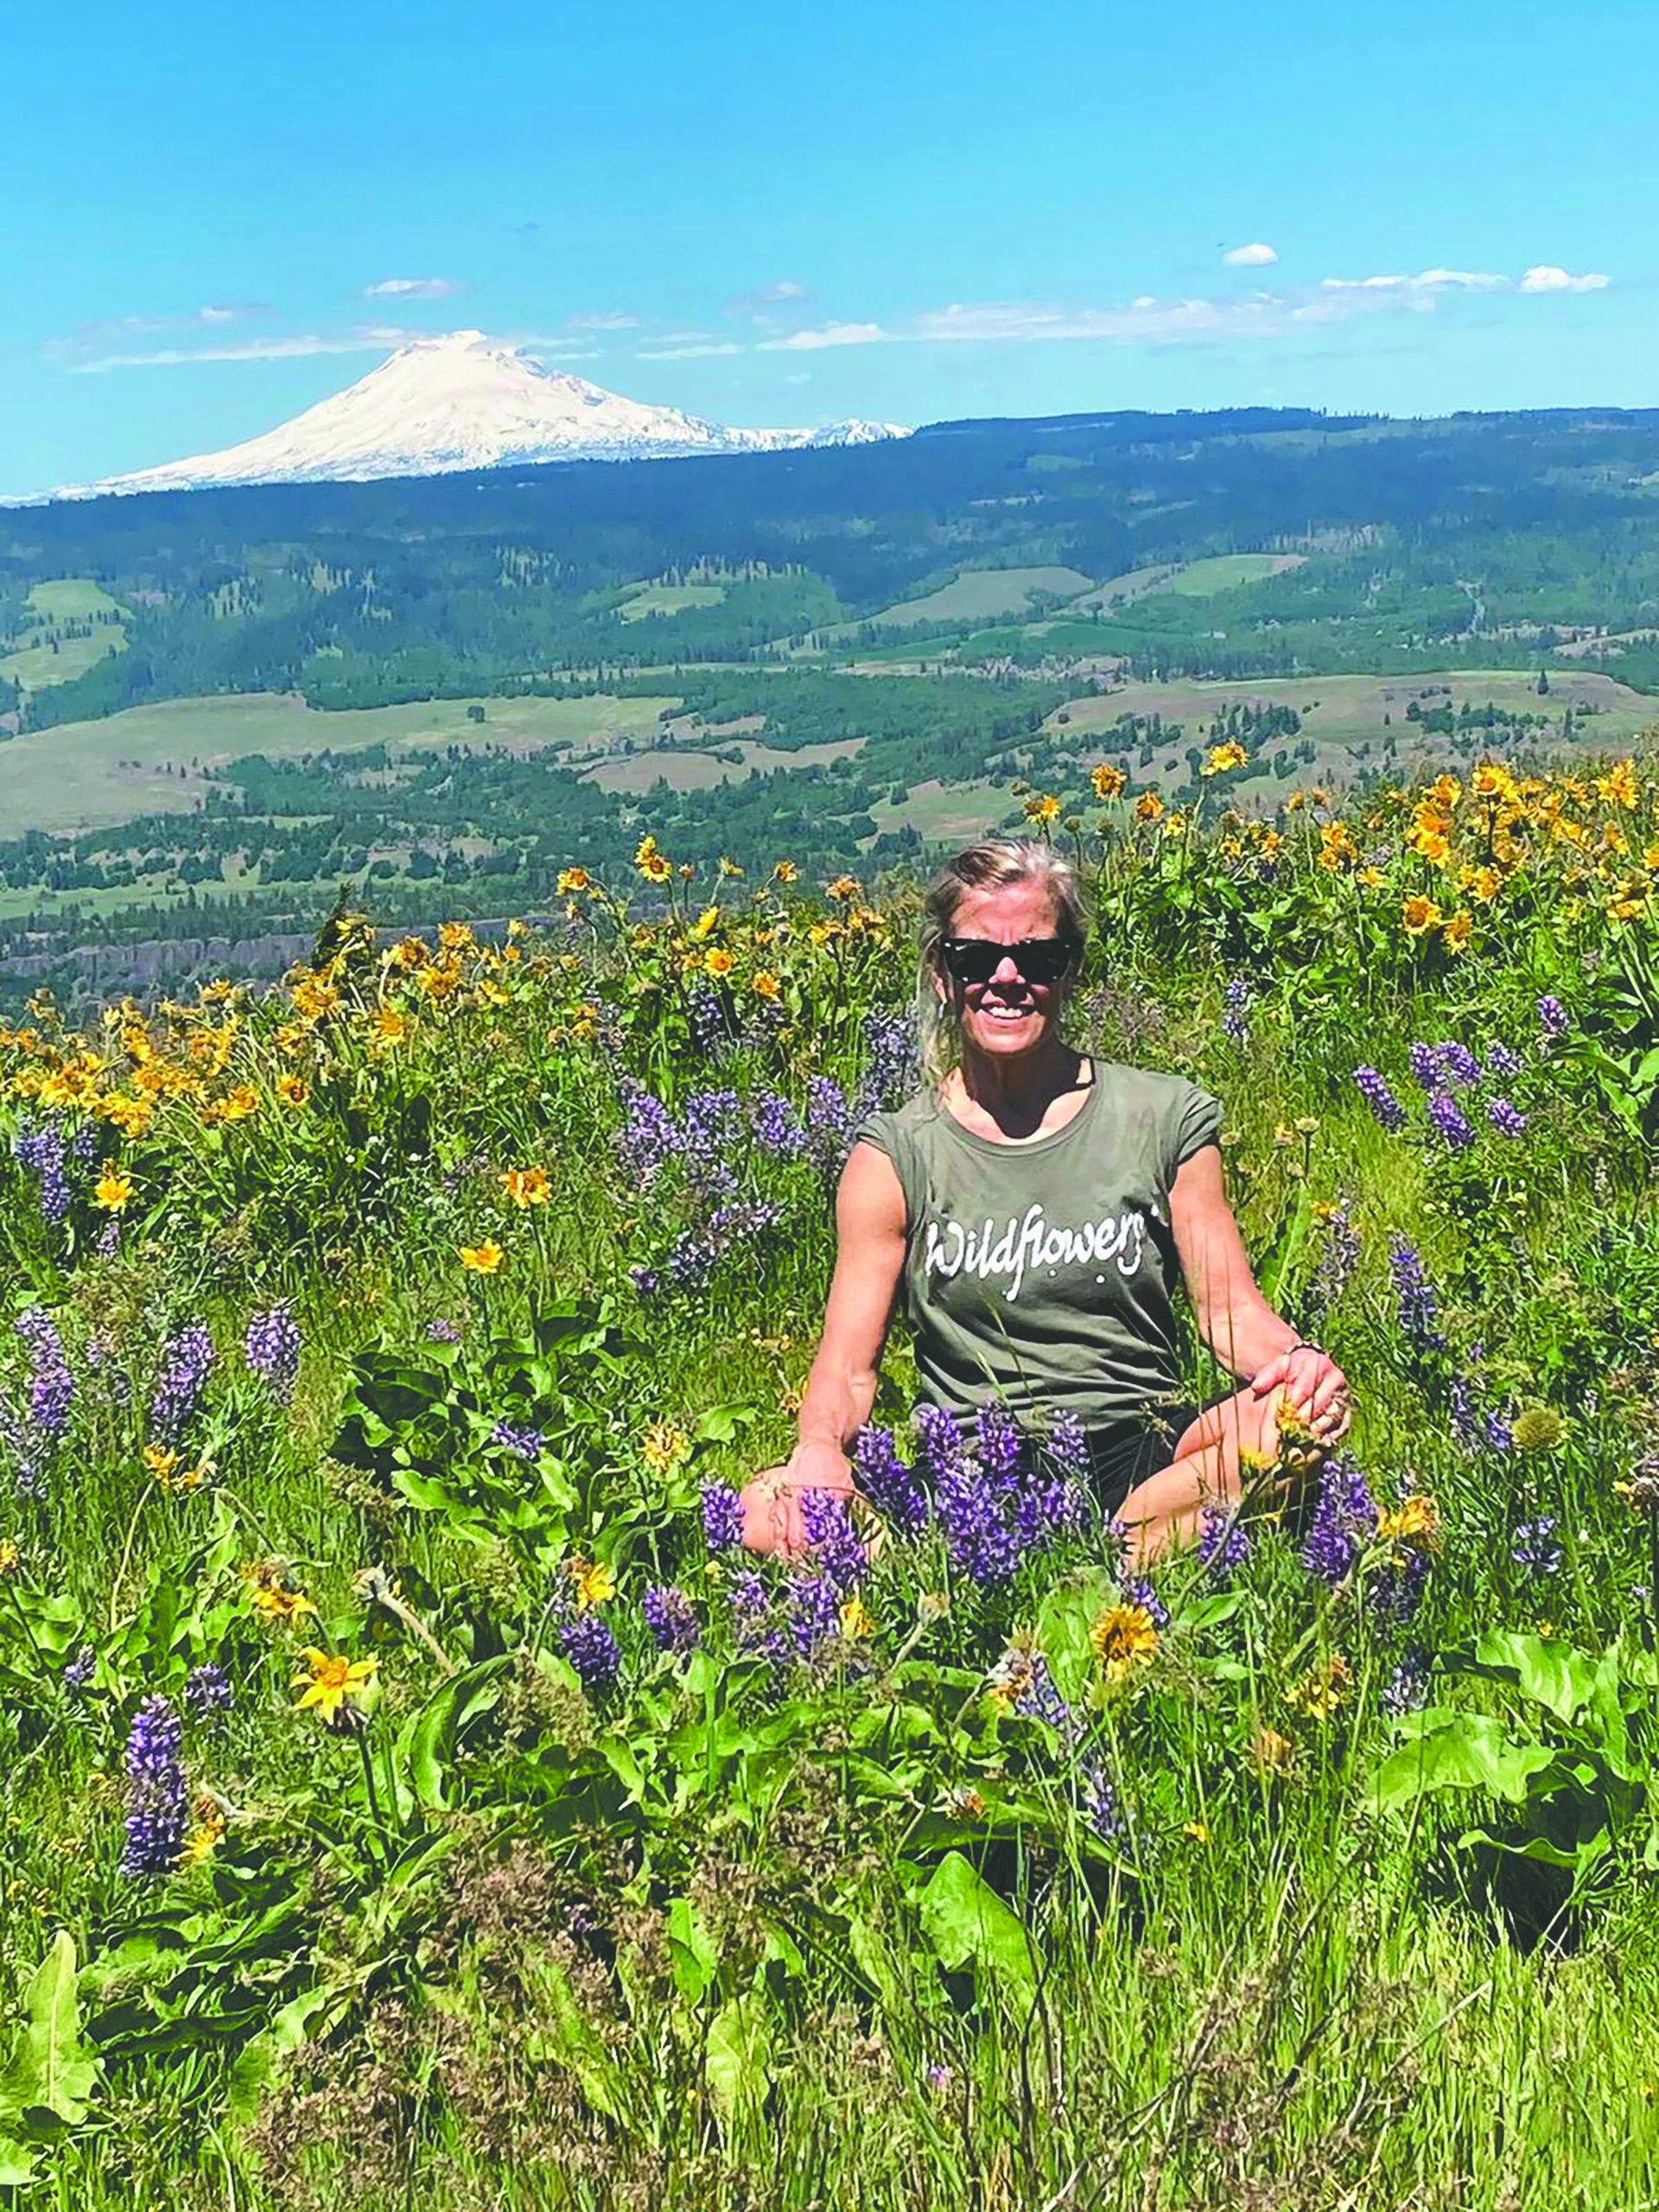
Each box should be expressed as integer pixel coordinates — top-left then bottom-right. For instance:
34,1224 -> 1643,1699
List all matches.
740,1141 -> 907,1554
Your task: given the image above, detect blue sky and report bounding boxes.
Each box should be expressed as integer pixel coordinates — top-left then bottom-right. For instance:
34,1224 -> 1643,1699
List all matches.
9,0 -> 1656,491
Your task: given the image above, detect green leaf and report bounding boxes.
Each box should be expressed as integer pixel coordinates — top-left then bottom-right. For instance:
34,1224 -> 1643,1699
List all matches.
694,1403 -> 759,1444
0,2135 -> 36,2184
705,1990 -> 772,2122
402,1656 -> 512,1810
1459,1633 -> 1608,1726
0,1930 -> 97,2127
666,1897 -> 719,2005
1369,1715 -> 1558,1816
917,1851 -> 1037,2011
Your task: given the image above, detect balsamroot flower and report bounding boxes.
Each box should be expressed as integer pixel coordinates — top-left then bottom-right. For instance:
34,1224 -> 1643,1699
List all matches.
293,1648 -> 378,1730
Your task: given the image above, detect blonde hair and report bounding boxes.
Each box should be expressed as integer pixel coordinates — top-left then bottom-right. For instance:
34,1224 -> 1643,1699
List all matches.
916,837 -> 1090,1085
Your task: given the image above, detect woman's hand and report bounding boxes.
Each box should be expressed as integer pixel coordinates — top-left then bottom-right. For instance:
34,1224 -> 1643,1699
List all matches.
739,1443 -> 855,1557
1249,1342 -> 1352,1446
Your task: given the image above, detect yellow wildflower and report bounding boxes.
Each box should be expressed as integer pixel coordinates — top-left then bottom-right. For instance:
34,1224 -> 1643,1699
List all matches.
634,835 -> 673,882
840,1595 -> 875,1640
641,1421 -> 690,1474
1319,822 -> 1358,871
1376,1493 -> 1439,1544
826,874 -> 862,902
718,855 -> 746,878
143,1444 -> 181,1484
0,1539 -> 18,1575
1134,791 -> 1165,823
751,970 -> 781,1000
1287,1653 -> 1350,1721
1597,760 -> 1638,809
293,1648 -> 378,1727
704,947 -> 734,976
1090,1603 -> 1160,1681
568,1555 -> 617,1609
1249,1726 -> 1296,1774
392,936 -> 429,969
1201,740 -> 1249,777
1441,909 -> 1473,951
691,906 -> 721,942
181,1810 -> 226,1866
1401,895 -> 1442,936
500,1165 -> 550,1209
245,1566 -> 317,1627
94,1168 -> 132,1211
276,1071 -> 309,1109
460,1240 -> 504,1274
1183,1819 -> 1211,1844
772,859 -> 799,883
1022,792 -> 1062,824
440,922 -> 475,953
1091,762 -> 1127,799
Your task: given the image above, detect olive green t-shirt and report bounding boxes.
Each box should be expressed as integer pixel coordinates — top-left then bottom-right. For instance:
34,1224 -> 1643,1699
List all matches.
859,1061 -> 1223,1434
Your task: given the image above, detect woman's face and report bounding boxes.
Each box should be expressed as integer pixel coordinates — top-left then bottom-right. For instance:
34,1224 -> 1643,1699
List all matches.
937,878 -> 1070,1066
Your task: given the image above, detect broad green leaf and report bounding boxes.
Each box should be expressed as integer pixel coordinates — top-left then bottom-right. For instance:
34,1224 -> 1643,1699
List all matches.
0,2134 -> 36,2183
1369,1715 -> 1557,1815
0,1931 -> 96,2127
694,1404 -> 759,1444
1459,1633 -> 1608,1726
403,1656 -> 512,1809
917,1851 -> 1037,2011
1033,1569 -> 1119,1697
667,1897 -> 719,2005
705,1990 -> 772,2122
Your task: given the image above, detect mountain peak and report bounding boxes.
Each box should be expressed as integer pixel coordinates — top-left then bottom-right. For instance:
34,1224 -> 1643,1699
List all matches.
34,331 -> 911,501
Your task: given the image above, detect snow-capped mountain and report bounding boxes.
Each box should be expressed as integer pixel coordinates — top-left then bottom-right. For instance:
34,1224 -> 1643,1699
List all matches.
37,332 -> 909,500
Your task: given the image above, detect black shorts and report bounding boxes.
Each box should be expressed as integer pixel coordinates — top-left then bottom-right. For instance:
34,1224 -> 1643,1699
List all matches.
1084,1387 -> 1239,1515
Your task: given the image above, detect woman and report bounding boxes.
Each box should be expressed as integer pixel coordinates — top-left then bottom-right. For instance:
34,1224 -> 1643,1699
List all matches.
741,837 -> 1351,1562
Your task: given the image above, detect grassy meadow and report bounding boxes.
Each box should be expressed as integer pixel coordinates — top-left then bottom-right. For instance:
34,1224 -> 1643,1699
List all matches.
0,744 -> 1656,2206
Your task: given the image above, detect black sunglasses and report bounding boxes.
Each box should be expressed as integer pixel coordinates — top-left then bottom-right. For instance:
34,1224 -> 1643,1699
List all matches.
939,934 -> 1080,987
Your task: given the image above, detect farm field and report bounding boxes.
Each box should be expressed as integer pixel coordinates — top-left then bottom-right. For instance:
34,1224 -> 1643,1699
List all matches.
579,731 -> 866,793
616,581 -> 728,622
857,565 -> 1097,629
0,575 -> 129,693
2,745 -> 1659,2207
0,690 -> 682,836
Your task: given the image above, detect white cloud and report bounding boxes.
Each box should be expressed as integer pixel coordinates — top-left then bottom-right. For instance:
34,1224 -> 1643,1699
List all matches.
362,276 -> 461,300
759,321 -> 888,351
566,309 -> 639,329
1320,268 -> 1507,293
731,277 -> 810,314
1520,264 -> 1610,293
784,372 -> 811,385
1223,242 -> 1278,267
637,340 -> 741,359
68,330 -> 419,373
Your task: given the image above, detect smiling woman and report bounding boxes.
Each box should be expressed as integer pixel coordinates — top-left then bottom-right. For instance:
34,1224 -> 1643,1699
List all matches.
740,836 -> 1353,1562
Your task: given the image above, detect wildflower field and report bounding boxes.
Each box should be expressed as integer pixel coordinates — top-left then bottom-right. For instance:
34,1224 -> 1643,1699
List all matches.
3,753 -> 1659,2209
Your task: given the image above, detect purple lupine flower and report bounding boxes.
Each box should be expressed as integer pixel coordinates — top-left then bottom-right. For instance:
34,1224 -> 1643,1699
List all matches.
1079,1762 -> 1124,1842
96,1217 -> 121,1260
1307,1203 -> 1361,1319
616,1081 -> 683,1185
1004,1647 -> 1077,1738
976,1400 -> 1026,1490
935,1452 -> 1020,1584
1408,1042 -> 1440,1088
1486,1096 -> 1528,1137
680,1088 -> 742,1165
490,1420 -> 545,1460
185,1661 -> 233,1718
728,1569 -> 769,1624
1301,1454 -> 1377,1585
642,1584 -> 700,1654
559,1614 -> 621,1692
1382,1647 -> 1432,1715
702,1481 -> 745,1553
804,1076 -> 857,1180
121,1694 -> 188,1877
1512,1517 -> 1562,1575
63,1645 -> 95,1696
1537,995 -> 1568,1037
1485,1408 -> 1514,1452
1198,1502 -> 1251,1576
787,1568 -> 842,1660
799,1486 -> 868,1593
1011,1459 -> 1088,1556
1427,1090 -> 1477,1150
68,1123 -> 97,1166
12,1118 -> 71,1226
851,1424 -> 929,1535
1370,1544 -> 1431,1627
425,1317 -> 462,1344
749,1090 -> 806,1157
1221,976 -> 1255,1044
857,1007 -> 920,1113
1484,1040 -> 1522,1080
685,982 -> 732,1059
16,1307 -> 73,1443
1046,1411 -> 1090,1477
1121,1574 -> 1170,1631
149,1323 -> 214,1445
1353,1067 -> 1408,1132
245,1302 -> 302,1402
912,1403 -> 967,1484
1389,1242 -> 1446,1356
1436,1041 -> 1481,1087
